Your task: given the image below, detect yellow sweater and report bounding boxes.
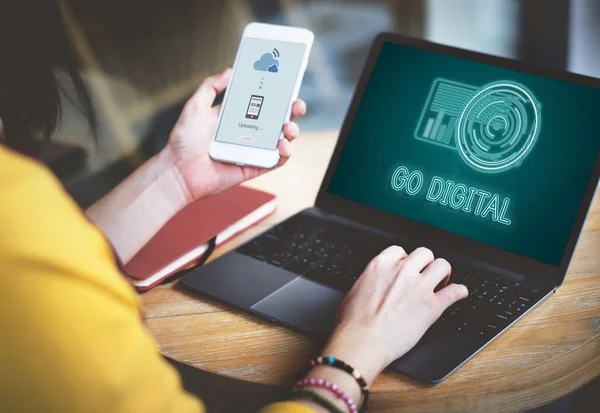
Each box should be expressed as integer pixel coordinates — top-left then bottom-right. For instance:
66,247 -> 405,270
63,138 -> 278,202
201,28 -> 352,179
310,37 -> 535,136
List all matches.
0,146 -> 313,413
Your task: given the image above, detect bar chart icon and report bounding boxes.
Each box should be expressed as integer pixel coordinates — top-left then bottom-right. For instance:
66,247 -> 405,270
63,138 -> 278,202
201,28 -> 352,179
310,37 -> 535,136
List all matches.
415,78 -> 478,149
414,78 -> 542,174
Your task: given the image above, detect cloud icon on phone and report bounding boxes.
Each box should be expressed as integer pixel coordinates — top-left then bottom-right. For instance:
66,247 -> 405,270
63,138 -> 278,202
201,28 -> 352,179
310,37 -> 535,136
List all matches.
254,52 -> 280,72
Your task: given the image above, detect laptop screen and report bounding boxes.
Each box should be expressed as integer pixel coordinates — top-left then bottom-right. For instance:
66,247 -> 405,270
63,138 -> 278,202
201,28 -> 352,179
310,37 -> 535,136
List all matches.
327,41 -> 600,266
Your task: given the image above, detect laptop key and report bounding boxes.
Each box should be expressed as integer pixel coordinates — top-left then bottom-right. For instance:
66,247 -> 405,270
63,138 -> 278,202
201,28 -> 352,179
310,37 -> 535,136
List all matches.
304,267 -> 352,291
284,258 -> 318,275
456,320 -> 479,333
493,313 -> 513,329
481,295 -> 509,315
268,259 -> 284,267
505,299 -> 520,312
515,302 -> 530,314
501,309 -> 516,319
475,322 -> 501,339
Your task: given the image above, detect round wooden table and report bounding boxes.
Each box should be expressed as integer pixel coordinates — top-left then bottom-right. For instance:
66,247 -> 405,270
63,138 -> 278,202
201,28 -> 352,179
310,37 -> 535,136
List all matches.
142,131 -> 600,412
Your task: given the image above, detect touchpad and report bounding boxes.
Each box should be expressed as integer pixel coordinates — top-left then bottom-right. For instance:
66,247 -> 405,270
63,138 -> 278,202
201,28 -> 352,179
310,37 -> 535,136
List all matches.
251,278 -> 345,338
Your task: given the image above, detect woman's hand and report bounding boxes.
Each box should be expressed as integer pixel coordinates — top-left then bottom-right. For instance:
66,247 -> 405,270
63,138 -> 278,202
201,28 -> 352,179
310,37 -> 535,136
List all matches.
322,246 -> 468,385
87,69 -> 304,263
295,246 -> 468,412
163,68 -> 307,202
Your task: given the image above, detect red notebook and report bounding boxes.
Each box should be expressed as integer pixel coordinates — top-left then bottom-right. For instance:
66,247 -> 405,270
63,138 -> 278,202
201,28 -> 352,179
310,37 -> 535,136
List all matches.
125,185 -> 276,291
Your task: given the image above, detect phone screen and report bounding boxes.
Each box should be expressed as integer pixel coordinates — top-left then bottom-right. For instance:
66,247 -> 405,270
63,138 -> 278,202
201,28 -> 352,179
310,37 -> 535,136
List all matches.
215,38 -> 306,150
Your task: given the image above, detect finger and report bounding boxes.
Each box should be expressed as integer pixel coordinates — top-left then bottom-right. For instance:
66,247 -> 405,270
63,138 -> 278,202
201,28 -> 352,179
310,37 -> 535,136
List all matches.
193,68 -> 232,109
282,121 -> 300,142
403,247 -> 435,273
277,137 -> 292,161
361,245 -> 407,283
291,99 -> 307,120
240,164 -> 266,181
435,283 -> 469,312
211,104 -> 222,117
377,245 -> 408,261
354,245 -> 407,295
421,258 -> 451,291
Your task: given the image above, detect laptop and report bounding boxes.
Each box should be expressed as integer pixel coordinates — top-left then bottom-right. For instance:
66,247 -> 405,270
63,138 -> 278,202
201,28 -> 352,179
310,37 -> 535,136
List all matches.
182,33 -> 600,383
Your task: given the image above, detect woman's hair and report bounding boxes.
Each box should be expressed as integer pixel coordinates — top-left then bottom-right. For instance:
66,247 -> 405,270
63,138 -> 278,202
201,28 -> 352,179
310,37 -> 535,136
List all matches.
0,1 -> 96,152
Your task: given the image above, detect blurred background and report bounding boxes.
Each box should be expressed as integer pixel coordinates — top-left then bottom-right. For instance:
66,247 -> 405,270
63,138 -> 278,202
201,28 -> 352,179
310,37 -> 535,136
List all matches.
54,0 -> 600,207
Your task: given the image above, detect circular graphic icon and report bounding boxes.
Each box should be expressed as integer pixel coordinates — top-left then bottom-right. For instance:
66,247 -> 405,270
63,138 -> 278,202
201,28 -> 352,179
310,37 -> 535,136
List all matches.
456,81 -> 541,174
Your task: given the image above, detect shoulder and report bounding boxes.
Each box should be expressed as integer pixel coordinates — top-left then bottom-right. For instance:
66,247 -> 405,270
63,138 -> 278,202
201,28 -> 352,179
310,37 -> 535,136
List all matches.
0,146 -> 205,413
0,145 -> 138,306
0,144 -> 75,216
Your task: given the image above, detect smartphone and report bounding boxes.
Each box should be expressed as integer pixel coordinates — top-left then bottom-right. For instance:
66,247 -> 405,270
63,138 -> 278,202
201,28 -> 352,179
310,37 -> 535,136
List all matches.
209,23 -> 314,169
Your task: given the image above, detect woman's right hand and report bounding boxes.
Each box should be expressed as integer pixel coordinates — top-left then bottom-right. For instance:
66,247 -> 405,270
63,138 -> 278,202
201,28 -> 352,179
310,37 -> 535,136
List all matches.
322,245 -> 469,385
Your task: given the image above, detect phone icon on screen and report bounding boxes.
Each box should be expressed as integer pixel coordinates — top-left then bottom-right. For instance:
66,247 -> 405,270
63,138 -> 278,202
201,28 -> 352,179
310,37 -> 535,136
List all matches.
245,95 -> 264,120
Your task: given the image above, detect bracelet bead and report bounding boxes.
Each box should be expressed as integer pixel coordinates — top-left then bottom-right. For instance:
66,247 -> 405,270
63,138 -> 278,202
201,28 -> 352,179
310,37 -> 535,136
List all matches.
300,356 -> 370,413
295,378 -> 358,413
292,387 -> 346,413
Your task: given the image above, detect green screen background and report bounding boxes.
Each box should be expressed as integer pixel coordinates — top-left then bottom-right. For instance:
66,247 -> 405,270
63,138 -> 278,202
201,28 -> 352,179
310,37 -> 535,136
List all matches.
328,42 -> 600,265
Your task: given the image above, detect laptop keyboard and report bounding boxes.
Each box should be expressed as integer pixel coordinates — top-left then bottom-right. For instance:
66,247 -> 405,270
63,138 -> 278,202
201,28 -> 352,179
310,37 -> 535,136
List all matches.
430,271 -> 547,339
237,214 -> 393,292
236,213 -> 548,339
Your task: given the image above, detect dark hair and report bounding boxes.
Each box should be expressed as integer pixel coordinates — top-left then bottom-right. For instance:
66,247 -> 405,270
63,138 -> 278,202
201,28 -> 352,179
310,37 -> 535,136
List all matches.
0,1 -> 96,153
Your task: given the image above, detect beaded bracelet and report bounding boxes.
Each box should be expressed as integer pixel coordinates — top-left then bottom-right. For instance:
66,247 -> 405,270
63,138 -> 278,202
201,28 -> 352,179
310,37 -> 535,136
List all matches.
309,356 -> 369,412
292,387 -> 346,413
295,377 -> 358,413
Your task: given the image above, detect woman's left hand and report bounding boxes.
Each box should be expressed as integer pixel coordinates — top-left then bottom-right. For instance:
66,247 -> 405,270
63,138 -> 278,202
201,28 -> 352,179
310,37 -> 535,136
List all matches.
163,68 -> 306,203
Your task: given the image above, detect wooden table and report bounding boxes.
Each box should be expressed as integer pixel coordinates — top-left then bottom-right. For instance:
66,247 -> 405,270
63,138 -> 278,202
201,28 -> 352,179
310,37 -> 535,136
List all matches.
142,131 -> 600,412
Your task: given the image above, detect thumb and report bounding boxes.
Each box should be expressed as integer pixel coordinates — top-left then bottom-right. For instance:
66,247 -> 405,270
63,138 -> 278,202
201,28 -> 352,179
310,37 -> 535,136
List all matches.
193,68 -> 232,108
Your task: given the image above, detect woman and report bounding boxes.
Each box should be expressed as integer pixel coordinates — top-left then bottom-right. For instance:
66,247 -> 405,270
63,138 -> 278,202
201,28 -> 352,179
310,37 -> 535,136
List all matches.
0,2 -> 468,412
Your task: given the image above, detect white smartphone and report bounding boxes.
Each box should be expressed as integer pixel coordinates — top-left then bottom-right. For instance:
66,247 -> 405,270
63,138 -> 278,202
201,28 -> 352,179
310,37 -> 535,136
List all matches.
209,23 -> 314,169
